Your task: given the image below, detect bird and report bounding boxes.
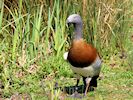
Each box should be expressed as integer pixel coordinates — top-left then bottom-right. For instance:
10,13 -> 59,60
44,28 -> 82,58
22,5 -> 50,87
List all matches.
64,14 -> 102,95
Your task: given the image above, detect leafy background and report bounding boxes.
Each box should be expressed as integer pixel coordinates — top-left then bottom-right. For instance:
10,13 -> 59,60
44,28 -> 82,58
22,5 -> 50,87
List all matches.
0,0 -> 133,99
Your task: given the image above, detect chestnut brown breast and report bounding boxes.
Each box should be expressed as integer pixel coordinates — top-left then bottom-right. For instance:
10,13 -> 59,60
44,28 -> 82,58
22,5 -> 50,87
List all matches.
68,39 -> 97,68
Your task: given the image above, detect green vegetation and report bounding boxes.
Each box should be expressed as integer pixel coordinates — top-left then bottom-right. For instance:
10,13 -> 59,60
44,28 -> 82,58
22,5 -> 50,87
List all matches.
0,0 -> 133,99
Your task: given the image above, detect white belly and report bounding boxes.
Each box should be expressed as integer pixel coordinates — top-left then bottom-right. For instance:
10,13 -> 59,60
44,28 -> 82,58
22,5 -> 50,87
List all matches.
70,56 -> 101,77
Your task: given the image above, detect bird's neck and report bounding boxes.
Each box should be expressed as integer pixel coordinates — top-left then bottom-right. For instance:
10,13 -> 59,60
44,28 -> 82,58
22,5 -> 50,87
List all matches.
73,23 -> 83,40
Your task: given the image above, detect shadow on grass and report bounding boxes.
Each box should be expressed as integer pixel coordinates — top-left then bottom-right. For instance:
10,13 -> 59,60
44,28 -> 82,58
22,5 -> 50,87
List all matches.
63,85 -> 94,94
64,85 -> 85,95
55,83 -> 94,94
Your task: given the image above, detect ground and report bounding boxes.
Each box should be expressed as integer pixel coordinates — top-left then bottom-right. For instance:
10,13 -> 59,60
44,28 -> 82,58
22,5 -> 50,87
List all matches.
1,54 -> 133,100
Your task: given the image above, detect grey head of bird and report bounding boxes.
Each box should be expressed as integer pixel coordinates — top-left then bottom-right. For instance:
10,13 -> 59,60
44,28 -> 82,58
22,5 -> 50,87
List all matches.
66,14 -> 83,39
66,14 -> 83,25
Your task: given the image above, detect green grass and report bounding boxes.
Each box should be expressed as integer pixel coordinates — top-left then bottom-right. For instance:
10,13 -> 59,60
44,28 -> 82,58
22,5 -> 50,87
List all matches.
0,53 -> 133,99
0,0 -> 133,99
